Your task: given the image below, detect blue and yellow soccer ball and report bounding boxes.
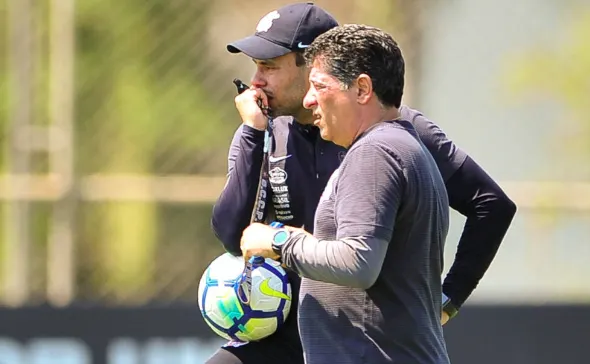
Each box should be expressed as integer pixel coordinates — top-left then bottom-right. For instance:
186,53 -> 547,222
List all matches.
198,253 -> 292,342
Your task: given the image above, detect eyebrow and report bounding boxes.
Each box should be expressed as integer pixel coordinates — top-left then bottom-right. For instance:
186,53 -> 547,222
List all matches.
253,59 -> 276,66
310,77 -> 329,87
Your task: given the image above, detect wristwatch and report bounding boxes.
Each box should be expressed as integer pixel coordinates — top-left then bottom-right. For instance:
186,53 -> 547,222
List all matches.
271,229 -> 290,257
442,293 -> 459,319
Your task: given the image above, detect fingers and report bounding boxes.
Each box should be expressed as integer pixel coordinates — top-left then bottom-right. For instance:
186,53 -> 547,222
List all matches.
240,223 -> 279,262
282,225 -> 306,236
240,237 -> 251,261
234,89 -> 270,130
249,86 -> 270,111
235,88 -> 269,110
441,311 -> 450,325
240,224 -> 257,261
242,250 -> 251,262
234,89 -> 261,109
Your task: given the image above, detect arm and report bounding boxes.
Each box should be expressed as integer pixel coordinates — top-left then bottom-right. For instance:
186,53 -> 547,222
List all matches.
282,233 -> 390,289
211,125 -> 266,256
281,144 -> 401,289
442,156 -> 517,308
403,107 -> 517,309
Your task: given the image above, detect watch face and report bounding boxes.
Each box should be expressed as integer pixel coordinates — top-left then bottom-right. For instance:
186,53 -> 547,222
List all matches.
273,230 -> 289,245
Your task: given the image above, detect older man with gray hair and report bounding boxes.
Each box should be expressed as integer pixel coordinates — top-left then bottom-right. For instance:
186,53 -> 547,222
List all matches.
240,24 -> 452,364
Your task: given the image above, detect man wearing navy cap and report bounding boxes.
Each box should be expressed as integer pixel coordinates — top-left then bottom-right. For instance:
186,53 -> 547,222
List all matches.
207,2 -> 516,364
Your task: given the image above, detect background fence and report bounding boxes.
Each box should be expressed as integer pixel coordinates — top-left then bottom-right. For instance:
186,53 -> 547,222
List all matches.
1,0 -> 589,362
0,0 -> 440,307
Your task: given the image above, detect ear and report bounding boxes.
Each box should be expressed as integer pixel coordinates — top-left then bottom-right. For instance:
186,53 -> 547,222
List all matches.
355,74 -> 373,105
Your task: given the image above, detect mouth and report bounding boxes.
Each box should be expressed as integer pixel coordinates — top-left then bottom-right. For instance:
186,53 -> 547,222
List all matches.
312,114 -> 321,126
263,95 -> 274,113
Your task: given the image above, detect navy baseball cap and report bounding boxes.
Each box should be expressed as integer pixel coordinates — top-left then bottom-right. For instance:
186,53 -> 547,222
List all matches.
227,2 -> 338,59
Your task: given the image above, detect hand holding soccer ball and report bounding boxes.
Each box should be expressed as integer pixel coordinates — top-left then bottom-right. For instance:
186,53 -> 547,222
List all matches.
240,222 -> 281,261
198,253 -> 292,342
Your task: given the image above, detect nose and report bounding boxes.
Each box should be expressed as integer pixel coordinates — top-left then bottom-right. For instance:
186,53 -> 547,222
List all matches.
251,69 -> 266,88
303,87 -> 317,110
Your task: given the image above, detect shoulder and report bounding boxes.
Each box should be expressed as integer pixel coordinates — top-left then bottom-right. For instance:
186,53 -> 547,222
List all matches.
345,124 -> 414,171
399,105 -> 456,151
399,105 -> 468,181
399,105 -> 423,122
353,121 -> 423,156
400,105 -> 442,140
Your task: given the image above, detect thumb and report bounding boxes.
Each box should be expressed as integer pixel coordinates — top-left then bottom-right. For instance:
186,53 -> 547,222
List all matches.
283,225 -> 310,237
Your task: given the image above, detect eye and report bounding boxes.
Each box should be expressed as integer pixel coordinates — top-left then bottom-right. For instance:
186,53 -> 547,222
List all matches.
253,60 -> 277,71
311,82 -> 325,90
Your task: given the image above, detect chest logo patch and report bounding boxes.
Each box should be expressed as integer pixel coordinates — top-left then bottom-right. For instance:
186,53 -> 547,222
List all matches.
269,167 -> 288,185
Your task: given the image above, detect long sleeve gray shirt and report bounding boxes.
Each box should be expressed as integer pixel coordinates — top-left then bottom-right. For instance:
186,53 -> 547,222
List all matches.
281,119 -> 451,364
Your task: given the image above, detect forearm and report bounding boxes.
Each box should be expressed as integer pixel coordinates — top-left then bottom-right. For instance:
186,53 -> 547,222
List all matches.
211,126 -> 266,255
443,197 -> 516,307
281,232 -> 388,289
443,157 -> 517,307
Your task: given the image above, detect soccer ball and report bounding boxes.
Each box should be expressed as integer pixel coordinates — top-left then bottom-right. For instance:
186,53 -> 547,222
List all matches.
198,253 -> 292,342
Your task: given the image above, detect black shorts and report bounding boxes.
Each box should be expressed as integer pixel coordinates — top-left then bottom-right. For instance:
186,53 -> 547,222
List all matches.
205,332 -> 303,364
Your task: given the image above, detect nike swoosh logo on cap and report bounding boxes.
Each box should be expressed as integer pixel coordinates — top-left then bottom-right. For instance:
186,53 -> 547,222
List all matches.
259,278 -> 291,300
269,155 -> 292,163
297,42 -> 310,48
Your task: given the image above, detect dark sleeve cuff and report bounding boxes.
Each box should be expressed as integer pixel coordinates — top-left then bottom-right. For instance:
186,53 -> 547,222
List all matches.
241,125 -> 266,142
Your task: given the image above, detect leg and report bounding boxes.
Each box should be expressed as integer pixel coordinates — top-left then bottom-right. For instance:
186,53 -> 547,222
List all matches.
204,336 -> 303,364
205,348 -> 244,364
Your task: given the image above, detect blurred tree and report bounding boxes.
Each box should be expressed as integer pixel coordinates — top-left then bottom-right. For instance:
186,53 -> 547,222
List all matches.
0,0 -> 8,169
504,7 -> 590,178
0,0 -> 8,294
502,7 -> 590,278
75,0 -> 232,302
355,0 -> 424,105
2,0 -> 429,303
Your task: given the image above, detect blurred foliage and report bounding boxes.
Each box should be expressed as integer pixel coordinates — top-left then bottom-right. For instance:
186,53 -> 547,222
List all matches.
502,7 -> 590,246
0,0 -> 6,144
0,0 -> 415,304
74,0 -> 234,302
76,0 -> 235,175
76,202 -> 225,305
0,0 -> 238,304
504,7 -> 590,164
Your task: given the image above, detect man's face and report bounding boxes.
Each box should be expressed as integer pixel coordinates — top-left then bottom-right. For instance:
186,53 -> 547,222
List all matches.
250,53 -> 309,117
303,58 -> 357,146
